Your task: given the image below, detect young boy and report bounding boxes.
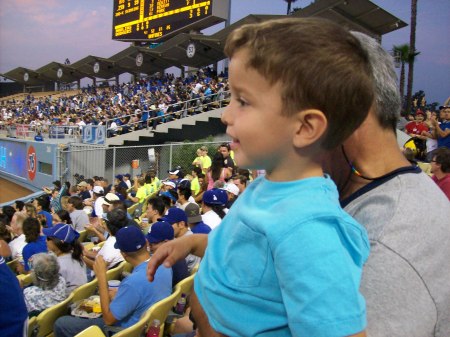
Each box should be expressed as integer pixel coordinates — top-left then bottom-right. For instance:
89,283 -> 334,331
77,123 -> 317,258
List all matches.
148,17 -> 373,337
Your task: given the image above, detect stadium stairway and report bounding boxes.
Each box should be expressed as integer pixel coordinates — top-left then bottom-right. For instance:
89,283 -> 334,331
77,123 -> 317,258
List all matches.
106,107 -> 226,147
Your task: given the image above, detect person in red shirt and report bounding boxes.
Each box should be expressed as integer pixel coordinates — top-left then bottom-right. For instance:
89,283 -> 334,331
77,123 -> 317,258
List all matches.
430,147 -> 450,200
405,110 -> 429,160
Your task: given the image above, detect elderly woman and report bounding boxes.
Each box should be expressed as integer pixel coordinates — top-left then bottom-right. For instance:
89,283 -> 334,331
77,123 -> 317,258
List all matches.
44,224 -> 87,294
23,253 -> 67,315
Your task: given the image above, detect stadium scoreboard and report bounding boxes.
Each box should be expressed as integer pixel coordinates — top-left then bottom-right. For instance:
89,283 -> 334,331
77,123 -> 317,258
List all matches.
112,0 -> 230,42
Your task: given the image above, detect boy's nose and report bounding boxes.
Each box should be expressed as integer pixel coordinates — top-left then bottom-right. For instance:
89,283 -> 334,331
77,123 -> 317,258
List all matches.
221,106 -> 231,126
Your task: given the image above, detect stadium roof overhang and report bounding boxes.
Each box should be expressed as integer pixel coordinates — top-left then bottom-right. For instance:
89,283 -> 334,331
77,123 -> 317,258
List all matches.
292,0 -> 407,39
2,67 -> 54,86
70,55 -> 127,80
35,62 -> 89,83
109,45 -> 179,75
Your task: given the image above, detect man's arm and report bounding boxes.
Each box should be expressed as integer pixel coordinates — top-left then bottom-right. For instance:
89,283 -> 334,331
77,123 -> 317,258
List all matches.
93,255 -> 118,326
431,118 -> 450,138
147,234 -> 208,282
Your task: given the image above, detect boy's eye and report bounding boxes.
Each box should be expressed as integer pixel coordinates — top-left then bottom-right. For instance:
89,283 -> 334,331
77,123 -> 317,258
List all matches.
236,98 -> 248,107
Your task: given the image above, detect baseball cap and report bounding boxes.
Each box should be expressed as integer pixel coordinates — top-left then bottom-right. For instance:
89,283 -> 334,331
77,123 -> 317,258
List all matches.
161,191 -> 178,203
77,181 -> 88,187
162,181 -> 176,189
124,173 -> 131,178
43,223 -> 80,244
115,174 -> 123,180
203,188 -> 228,206
184,203 -> 202,223
178,179 -> 191,190
439,105 -> 449,110
223,183 -> 239,196
416,109 -> 424,116
93,186 -> 104,195
102,193 -> 120,206
114,226 -> 146,252
168,168 -> 180,176
146,221 -> 174,243
160,207 -> 187,224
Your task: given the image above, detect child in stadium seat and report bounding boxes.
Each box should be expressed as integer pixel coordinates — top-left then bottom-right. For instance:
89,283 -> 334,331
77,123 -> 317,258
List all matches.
147,17 -> 374,337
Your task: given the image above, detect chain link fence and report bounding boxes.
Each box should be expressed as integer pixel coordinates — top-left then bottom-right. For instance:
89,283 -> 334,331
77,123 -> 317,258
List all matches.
59,139 -> 228,184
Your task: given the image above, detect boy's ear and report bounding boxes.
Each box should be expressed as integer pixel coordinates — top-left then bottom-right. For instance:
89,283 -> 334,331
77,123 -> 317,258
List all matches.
292,109 -> 327,148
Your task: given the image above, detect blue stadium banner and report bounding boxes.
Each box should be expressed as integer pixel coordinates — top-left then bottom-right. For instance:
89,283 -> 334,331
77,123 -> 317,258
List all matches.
82,125 -> 106,145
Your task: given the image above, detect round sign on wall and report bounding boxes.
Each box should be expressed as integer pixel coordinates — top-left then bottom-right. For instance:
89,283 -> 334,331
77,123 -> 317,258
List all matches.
24,73 -> 29,82
93,62 -> 100,74
136,53 -> 144,67
186,43 -> 196,58
57,68 -> 63,78
27,145 -> 37,181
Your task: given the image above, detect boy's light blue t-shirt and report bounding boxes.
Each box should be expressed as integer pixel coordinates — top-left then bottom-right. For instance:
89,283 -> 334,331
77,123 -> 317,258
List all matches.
195,176 -> 369,337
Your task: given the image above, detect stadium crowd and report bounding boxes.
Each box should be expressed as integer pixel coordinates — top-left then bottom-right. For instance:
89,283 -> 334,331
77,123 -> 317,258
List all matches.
0,18 -> 449,337
0,67 -> 229,137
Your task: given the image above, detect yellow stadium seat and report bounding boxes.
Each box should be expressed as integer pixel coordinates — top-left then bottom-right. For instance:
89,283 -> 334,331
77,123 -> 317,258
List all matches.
7,258 -> 19,274
106,261 -> 125,281
71,278 -> 98,303
27,316 -> 37,337
77,230 -> 88,243
107,288 -> 181,337
17,273 -> 33,288
74,325 -> 106,337
31,293 -> 73,337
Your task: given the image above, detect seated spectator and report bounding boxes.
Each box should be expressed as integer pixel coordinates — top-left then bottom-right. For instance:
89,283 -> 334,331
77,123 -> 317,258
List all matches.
54,225 -> 172,337
8,212 -> 28,263
201,189 -> 227,230
185,203 -> 211,235
144,197 -> 166,233
82,208 -> 126,276
177,183 -> 195,211
33,196 -> 53,228
161,208 -> 200,273
123,173 -> 132,189
44,224 -> 87,294
193,173 -> 207,204
13,200 -> 25,213
128,177 -> 147,204
66,196 -> 89,232
23,253 -> 67,316
24,203 -> 38,218
52,209 -> 72,227
430,147 -> 450,199
22,217 -> 48,273
0,256 -> 28,337
77,181 -> 91,200
223,183 -> 239,209
233,175 -> 248,194
147,221 -> 189,287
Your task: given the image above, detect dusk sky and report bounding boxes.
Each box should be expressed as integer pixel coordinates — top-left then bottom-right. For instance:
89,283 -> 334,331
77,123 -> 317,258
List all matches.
0,0 -> 448,104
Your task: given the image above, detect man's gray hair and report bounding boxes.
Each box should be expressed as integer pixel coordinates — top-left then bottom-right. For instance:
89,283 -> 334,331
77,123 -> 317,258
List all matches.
31,253 -> 61,290
351,31 -> 401,131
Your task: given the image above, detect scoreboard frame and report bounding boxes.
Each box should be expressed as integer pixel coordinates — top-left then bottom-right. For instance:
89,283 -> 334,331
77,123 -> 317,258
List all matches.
112,0 -> 230,42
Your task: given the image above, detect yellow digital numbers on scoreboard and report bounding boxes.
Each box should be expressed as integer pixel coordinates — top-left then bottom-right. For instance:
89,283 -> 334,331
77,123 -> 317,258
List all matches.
113,0 -> 213,41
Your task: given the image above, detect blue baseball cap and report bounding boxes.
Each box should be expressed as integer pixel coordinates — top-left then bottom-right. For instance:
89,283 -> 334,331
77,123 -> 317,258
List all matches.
115,174 -> 123,180
161,191 -> 177,203
160,207 -> 187,224
146,221 -> 174,243
202,188 -> 228,206
43,224 -> 80,244
114,226 -> 146,252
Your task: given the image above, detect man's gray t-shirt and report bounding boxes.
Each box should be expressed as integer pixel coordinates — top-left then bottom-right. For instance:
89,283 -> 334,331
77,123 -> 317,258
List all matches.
343,168 -> 450,337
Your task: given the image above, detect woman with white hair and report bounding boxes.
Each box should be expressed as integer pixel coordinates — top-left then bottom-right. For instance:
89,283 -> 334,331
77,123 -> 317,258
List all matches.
23,253 -> 67,315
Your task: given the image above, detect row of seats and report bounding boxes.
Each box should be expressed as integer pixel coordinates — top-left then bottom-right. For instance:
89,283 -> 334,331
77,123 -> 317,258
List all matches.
26,260 -> 197,337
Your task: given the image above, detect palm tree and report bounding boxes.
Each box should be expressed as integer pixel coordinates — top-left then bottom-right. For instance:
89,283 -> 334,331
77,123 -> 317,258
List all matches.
284,0 -> 298,15
393,44 -> 420,113
405,0 -> 418,114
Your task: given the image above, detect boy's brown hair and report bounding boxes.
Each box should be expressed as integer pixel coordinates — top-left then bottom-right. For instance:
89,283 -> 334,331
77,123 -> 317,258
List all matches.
224,17 -> 374,149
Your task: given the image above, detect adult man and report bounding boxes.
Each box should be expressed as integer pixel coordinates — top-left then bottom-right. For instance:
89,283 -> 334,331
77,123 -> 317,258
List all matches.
323,32 -> 450,337
430,147 -> 450,199
431,105 -> 450,149
33,196 -> 53,228
67,196 -> 90,232
54,225 -> 172,337
147,221 -> 189,287
77,181 -> 91,200
184,203 -> 211,234
219,143 -> 235,174
123,173 -> 132,189
232,175 -> 248,194
222,183 -> 239,209
160,207 -> 201,273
